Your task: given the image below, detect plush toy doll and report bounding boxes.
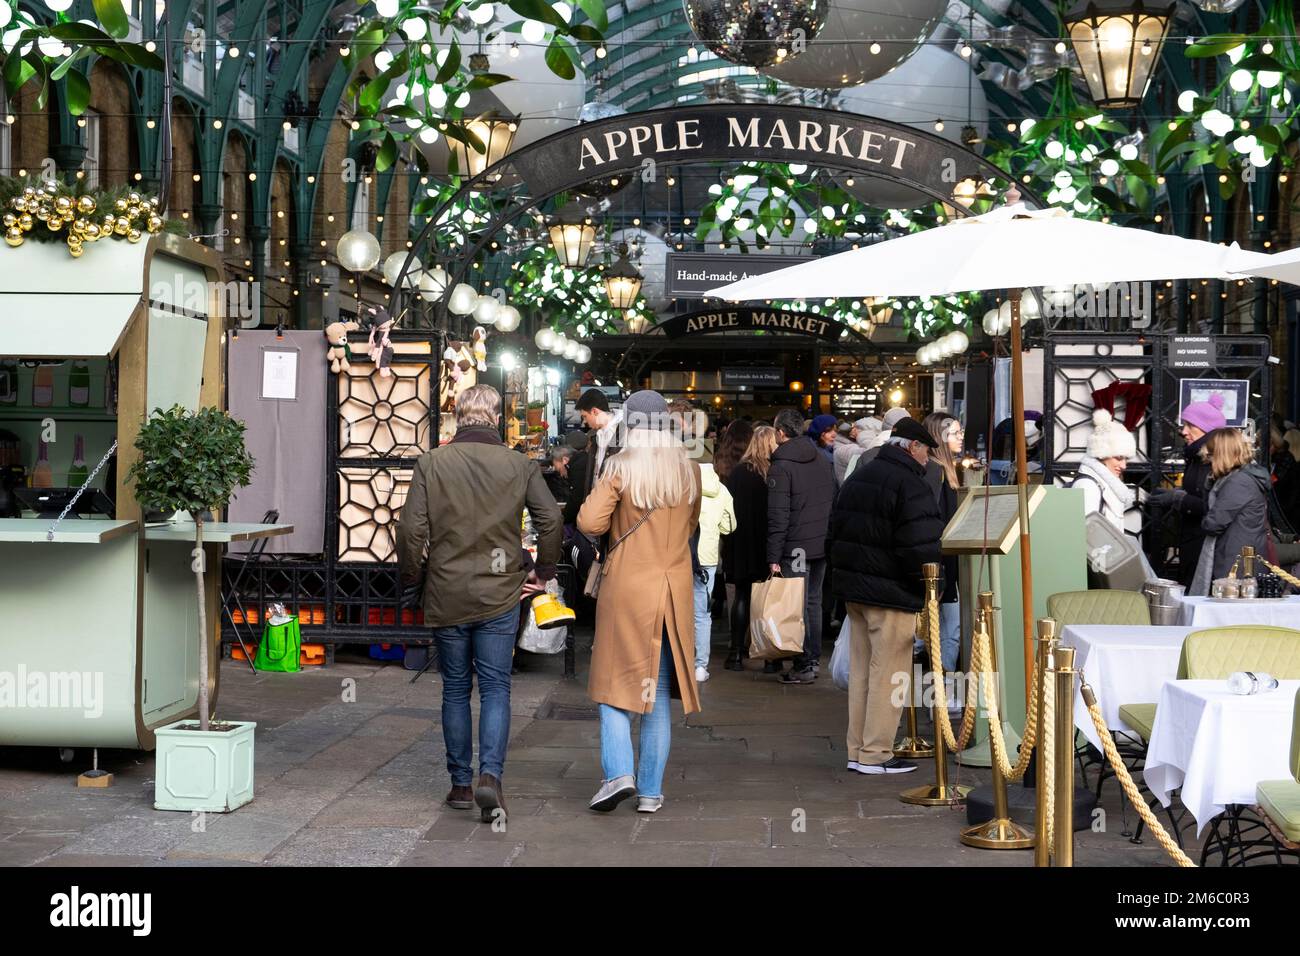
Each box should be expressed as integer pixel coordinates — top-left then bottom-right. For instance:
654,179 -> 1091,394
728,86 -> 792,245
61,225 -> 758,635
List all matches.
364,307 -> 395,378
472,325 -> 488,372
324,320 -> 359,373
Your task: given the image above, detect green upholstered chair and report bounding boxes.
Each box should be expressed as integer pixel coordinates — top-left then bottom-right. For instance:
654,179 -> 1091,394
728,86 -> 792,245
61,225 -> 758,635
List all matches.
1255,689 -> 1300,851
1046,589 -> 1152,627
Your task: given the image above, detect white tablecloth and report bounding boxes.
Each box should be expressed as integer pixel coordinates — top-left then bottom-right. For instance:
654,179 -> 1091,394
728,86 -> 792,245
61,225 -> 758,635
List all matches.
1060,625 -> 1191,751
1177,595 -> 1300,628
1143,679 -> 1300,834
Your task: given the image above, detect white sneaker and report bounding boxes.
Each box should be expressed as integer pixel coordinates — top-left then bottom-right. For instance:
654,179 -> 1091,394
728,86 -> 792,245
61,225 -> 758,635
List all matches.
695,666 -> 709,683
847,760 -> 861,771
637,796 -> 664,813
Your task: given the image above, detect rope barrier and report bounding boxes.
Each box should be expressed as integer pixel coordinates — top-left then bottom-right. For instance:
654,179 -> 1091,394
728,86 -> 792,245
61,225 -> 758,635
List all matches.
1081,684 -> 1196,867
973,621 -> 1039,781
921,596 -> 979,753
1039,656 -> 1056,850
1259,556 -> 1300,591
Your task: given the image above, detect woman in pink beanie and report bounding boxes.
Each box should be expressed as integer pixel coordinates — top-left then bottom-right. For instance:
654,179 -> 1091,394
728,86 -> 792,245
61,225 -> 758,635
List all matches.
1149,393 -> 1227,586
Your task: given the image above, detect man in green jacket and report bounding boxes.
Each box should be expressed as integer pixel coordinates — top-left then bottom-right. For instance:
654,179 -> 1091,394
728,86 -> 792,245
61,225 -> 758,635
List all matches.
396,383 -> 562,824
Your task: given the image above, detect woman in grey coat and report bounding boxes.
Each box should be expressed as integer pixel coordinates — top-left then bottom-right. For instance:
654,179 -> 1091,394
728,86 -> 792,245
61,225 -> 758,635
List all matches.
1191,428 -> 1272,595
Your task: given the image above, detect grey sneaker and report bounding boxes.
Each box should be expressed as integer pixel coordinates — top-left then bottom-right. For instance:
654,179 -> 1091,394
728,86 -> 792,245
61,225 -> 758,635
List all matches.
855,757 -> 918,775
778,667 -> 816,684
636,795 -> 664,813
589,774 -> 637,812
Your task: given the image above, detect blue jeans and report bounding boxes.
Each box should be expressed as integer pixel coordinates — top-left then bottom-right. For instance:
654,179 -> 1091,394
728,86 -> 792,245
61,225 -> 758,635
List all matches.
939,600 -> 961,674
599,640 -> 674,798
692,565 -> 718,670
432,605 -> 520,786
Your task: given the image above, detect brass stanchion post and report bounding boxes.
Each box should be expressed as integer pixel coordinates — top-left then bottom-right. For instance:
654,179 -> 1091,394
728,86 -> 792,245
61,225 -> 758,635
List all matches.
900,564 -> 971,806
960,592 -> 1034,849
894,565 -> 935,759
1052,644 -> 1077,866
1034,617 -> 1058,868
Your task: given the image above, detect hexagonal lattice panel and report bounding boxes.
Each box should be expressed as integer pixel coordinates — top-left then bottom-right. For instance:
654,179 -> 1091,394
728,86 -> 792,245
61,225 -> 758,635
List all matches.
1049,343 -> 1151,469
338,362 -> 431,458
337,467 -> 412,562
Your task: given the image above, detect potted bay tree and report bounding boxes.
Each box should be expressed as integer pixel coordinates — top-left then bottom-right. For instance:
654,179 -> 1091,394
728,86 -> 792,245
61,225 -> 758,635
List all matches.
128,404 -> 257,812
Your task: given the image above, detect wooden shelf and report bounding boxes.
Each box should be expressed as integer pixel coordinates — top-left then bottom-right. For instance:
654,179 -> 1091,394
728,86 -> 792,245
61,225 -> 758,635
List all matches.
0,406 -> 115,422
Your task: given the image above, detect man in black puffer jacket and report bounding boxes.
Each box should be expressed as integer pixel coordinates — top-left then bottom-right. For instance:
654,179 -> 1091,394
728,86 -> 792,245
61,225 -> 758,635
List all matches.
767,408 -> 837,683
830,418 -> 943,774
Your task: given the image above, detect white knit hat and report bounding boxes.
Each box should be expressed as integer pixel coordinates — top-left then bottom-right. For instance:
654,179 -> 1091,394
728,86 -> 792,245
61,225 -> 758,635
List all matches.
1086,409 -> 1137,460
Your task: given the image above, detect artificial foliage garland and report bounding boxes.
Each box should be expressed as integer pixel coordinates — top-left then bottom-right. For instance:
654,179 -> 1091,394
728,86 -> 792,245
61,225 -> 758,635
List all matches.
0,177 -> 178,257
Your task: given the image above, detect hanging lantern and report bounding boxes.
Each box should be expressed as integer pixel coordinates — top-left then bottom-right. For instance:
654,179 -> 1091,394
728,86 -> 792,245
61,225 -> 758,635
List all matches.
549,332 -> 568,356
473,294 -> 500,326
336,229 -> 381,273
448,282 -> 479,315
1064,0 -> 1175,109
563,339 -> 580,360
383,251 -> 421,288
602,243 -> 643,311
535,327 -> 557,350
683,0 -> 828,69
419,266 -> 449,302
495,304 -> 521,332
624,312 -> 649,335
546,201 -> 597,267
448,112 -> 518,179
575,344 -> 592,364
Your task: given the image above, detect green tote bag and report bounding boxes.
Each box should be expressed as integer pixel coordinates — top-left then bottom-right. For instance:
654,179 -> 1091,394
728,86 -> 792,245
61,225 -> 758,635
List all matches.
254,614 -> 301,673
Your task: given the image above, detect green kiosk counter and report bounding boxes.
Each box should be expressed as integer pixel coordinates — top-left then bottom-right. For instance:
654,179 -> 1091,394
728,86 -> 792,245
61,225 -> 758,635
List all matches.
0,231 -> 288,750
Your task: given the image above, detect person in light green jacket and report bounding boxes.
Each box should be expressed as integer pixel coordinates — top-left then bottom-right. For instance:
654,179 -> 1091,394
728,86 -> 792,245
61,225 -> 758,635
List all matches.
693,460 -> 736,682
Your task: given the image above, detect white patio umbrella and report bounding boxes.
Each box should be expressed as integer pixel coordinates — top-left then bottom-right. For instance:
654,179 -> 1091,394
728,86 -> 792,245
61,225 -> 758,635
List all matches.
1228,244 -> 1300,286
709,200 -> 1276,703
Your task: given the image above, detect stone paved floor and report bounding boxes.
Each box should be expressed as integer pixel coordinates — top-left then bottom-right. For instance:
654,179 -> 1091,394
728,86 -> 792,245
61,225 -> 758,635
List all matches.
0,627 -> 1193,867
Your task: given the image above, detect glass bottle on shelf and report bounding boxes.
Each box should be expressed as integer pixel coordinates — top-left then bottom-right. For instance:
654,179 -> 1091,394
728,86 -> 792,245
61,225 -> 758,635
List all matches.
67,434 -> 88,487
32,365 -> 54,407
32,440 -> 53,488
0,359 -> 17,405
69,360 -> 90,407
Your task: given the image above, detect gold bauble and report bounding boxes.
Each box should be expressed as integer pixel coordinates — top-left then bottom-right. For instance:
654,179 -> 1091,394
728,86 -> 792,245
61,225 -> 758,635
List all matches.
2,213 -> 14,229
4,228 -> 22,247
72,217 -> 88,235
127,192 -> 141,205
54,195 -> 71,213
114,198 -> 128,212
19,213 -> 33,231
84,222 -> 100,240
21,186 -> 36,199
34,205 -> 49,222
46,216 -> 62,232
42,180 -> 58,195
114,219 -> 129,235
146,215 -> 163,233
127,228 -> 141,243
61,209 -> 75,223
148,195 -> 160,208
126,204 -> 141,220
67,241 -> 84,258
9,196 -> 23,211
76,195 -> 96,215
102,213 -> 115,229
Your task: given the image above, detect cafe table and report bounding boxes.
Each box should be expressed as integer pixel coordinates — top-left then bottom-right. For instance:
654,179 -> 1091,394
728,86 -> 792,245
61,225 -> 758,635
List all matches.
1059,625 -> 1191,751
1143,679 -> 1300,835
1176,594 -> 1300,628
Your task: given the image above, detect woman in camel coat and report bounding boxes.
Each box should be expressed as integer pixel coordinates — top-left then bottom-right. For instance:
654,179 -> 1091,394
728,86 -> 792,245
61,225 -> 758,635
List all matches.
577,389 -> 701,814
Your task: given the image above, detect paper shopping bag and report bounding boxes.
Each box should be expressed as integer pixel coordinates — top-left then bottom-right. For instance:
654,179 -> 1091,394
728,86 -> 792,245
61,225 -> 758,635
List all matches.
748,575 -> 806,661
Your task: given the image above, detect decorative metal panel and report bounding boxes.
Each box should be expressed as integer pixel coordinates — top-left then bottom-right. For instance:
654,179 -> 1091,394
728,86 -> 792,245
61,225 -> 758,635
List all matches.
338,361 -> 431,458
337,466 -> 412,562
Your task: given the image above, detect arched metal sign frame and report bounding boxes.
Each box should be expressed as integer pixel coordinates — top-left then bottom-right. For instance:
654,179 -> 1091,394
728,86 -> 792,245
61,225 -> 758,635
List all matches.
390,104 -> 1043,327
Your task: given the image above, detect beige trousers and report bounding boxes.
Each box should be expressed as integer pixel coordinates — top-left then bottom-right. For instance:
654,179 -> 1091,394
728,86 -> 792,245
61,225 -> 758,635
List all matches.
845,602 -> 916,766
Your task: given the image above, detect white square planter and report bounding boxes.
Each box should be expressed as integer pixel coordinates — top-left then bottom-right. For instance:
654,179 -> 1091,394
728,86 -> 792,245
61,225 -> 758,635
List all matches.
153,719 -> 257,813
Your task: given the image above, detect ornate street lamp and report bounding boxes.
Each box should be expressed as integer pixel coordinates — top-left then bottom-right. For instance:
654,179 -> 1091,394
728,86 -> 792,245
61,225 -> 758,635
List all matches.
336,229 -> 381,273
1064,0 -> 1175,109
602,244 -> 643,311
546,201 -> 596,268
623,311 -> 649,335
449,112 -> 518,179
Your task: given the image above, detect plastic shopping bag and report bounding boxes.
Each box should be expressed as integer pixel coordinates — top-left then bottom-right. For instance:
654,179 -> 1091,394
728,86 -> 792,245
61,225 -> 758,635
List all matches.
747,574 -> 805,661
518,580 -> 568,654
829,617 -> 851,691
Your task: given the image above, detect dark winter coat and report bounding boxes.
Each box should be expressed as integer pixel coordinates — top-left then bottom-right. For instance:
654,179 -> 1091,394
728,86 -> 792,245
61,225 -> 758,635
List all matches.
829,443 -> 944,612
1172,434 -> 1213,588
766,435 -> 837,565
722,461 -> 770,587
1200,464 -> 1272,581
924,460 -> 959,603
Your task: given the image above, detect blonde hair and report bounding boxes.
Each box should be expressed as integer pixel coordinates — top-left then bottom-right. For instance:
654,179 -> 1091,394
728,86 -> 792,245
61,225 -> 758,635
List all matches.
455,383 -> 500,428
1203,427 -> 1255,479
602,427 -> 698,510
924,411 -> 960,490
740,425 -> 778,479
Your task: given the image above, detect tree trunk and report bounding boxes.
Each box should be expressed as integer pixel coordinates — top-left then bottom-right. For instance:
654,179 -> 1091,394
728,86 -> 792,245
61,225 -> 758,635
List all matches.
195,517 -> 209,733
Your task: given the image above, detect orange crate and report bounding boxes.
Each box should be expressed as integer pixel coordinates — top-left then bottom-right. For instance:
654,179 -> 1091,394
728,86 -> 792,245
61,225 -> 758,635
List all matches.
231,643 -> 257,662
300,644 -> 326,666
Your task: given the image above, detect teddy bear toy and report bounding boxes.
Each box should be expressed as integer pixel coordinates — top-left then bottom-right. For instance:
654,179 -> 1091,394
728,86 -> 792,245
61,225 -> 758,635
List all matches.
324,319 -> 359,373
364,306 -> 395,378
472,325 -> 488,372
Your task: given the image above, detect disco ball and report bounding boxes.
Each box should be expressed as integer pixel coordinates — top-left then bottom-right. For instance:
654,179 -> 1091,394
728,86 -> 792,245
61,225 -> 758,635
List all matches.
683,0 -> 828,69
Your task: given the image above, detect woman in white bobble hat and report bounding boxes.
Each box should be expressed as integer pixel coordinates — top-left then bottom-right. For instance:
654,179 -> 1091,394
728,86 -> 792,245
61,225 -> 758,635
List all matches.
1071,409 -> 1136,532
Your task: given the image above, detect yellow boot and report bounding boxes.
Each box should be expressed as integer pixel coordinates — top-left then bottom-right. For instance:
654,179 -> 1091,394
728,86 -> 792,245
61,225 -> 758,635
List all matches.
531,592 -> 576,630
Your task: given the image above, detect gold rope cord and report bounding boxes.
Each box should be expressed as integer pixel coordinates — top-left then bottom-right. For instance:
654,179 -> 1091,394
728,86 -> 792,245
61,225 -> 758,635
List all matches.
1081,685 -> 1196,867
1258,556 -> 1300,590
1039,657 -> 1056,850
921,595 -> 979,752
974,622 -> 1038,781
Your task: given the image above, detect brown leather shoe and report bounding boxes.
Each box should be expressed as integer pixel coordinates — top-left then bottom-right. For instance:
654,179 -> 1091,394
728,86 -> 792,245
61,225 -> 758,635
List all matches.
474,772 -> 507,824
445,784 -> 474,810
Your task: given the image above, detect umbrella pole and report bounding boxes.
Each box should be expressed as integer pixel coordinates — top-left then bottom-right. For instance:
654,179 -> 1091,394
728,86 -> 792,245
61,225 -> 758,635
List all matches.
1009,288 -> 1034,704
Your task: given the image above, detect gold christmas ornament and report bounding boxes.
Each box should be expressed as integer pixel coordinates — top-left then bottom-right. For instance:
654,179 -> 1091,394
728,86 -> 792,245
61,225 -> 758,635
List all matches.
83,222 -> 100,240
128,192 -> 141,205
102,213 -> 115,230
21,186 -> 35,199
34,205 -> 49,222
41,180 -> 57,195
114,219 -> 129,236
2,213 -> 14,229
54,195 -> 71,214
45,217 -> 61,232
127,228 -> 141,243
146,215 -> 163,233
19,213 -> 33,230
67,242 -> 83,258
114,198 -> 127,212
76,195 -> 96,215
4,228 -> 22,247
